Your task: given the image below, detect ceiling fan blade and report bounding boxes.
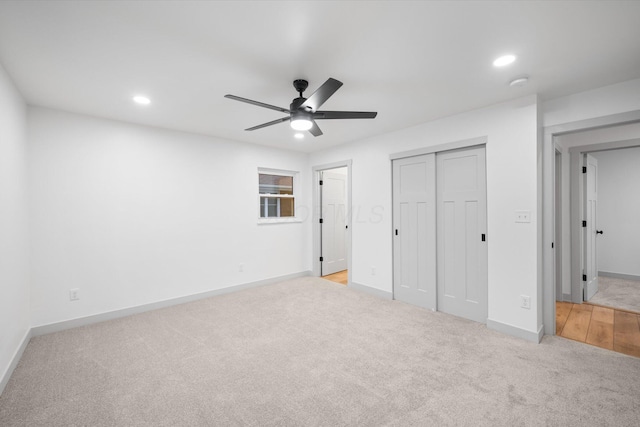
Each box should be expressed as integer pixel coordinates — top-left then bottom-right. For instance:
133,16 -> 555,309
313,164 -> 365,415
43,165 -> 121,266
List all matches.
225,94 -> 290,114
313,111 -> 378,120
245,117 -> 289,131
300,78 -> 343,112
308,120 -> 323,137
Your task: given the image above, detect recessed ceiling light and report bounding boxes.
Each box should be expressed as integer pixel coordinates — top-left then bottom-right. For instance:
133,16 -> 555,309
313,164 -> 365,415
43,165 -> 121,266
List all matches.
133,95 -> 151,105
493,54 -> 516,67
509,76 -> 529,87
294,133 -> 304,139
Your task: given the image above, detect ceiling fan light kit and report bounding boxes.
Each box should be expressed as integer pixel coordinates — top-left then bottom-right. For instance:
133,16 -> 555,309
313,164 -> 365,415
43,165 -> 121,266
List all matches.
225,78 -> 377,137
290,112 -> 313,131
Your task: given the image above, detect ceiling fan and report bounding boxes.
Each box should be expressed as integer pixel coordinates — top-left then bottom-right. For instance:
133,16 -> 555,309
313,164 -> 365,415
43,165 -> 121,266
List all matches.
225,78 -> 377,137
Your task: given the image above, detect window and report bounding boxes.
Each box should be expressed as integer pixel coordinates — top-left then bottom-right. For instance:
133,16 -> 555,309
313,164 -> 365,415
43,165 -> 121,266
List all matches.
258,169 -> 298,222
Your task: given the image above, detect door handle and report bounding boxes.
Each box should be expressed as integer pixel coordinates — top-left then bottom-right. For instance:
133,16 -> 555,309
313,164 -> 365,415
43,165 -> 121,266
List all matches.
596,230 -> 603,235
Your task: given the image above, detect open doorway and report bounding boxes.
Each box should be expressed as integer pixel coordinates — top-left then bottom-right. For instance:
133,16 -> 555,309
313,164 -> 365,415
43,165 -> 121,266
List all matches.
547,120 -> 640,357
556,145 -> 640,357
544,116 -> 640,337
312,161 -> 351,286
562,134 -> 640,309
581,147 -> 640,312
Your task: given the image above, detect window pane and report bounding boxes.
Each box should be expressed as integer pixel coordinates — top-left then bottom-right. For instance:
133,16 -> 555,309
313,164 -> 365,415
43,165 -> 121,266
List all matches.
279,197 -> 294,217
259,197 -> 294,218
260,197 -> 276,218
259,174 -> 293,195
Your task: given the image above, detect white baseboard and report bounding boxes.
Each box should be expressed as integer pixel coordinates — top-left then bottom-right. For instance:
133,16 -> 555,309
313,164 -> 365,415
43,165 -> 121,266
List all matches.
487,319 -> 543,343
348,281 -> 393,300
32,271 -> 311,337
598,271 -> 640,282
562,293 -> 572,302
0,328 -> 32,396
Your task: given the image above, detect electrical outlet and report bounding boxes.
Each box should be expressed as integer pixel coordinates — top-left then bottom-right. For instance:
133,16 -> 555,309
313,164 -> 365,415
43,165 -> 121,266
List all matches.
515,211 -> 531,223
69,288 -> 80,301
520,295 -> 531,309
238,263 -> 244,273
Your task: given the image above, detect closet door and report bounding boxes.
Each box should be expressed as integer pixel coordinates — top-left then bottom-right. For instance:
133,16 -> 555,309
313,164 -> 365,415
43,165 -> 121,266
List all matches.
436,146 -> 488,323
392,154 -> 436,310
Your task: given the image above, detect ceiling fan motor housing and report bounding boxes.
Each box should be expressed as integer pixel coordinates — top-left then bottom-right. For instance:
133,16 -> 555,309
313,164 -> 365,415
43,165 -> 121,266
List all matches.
290,97 -> 308,111
293,79 -> 309,95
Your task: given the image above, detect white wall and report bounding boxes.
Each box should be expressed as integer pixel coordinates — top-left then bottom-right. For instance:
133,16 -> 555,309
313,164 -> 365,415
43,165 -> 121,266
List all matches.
28,107 -> 311,327
310,96 -> 540,336
0,63 -> 30,390
591,147 -> 640,277
543,78 -> 640,127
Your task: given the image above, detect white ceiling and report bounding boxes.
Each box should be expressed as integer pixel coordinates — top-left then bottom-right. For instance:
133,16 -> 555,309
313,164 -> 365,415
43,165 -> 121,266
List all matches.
1,1 -> 639,153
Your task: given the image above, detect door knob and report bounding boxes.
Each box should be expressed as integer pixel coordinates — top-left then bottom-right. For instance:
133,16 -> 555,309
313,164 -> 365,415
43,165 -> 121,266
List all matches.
596,230 -> 603,235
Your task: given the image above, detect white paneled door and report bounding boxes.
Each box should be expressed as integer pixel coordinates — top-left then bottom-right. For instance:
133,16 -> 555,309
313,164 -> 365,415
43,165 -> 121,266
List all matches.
392,154 -> 437,310
584,154 -> 599,301
392,145 -> 487,323
321,170 -> 348,276
436,146 -> 488,323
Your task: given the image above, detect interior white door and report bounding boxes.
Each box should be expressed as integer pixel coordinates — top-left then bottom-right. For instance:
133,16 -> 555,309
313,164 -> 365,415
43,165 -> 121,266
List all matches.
392,154 -> 436,310
321,170 -> 347,276
584,154 -> 599,300
436,146 -> 488,323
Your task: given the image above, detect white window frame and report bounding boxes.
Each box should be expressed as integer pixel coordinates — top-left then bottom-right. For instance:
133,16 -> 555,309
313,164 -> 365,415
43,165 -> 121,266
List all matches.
257,168 -> 301,224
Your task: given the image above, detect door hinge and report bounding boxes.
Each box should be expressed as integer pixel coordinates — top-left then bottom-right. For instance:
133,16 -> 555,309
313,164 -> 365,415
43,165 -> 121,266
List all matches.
319,180 -> 323,185
582,274 -> 587,282
551,242 -> 554,249
481,233 -> 486,242
319,218 -> 323,224
319,256 -> 324,262
395,229 -> 398,236
582,220 -> 587,227
582,166 -> 587,174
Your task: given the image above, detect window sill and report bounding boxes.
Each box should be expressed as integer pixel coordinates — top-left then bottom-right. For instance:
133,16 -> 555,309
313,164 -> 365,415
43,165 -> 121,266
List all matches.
257,217 -> 303,225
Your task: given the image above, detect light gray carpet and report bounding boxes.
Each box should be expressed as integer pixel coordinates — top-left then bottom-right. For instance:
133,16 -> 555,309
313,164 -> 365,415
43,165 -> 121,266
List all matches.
1,277 -> 639,426
589,275 -> 640,313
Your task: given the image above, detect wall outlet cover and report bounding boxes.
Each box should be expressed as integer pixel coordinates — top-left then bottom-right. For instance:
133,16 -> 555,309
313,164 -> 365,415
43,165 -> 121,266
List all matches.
515,211 -> 531,223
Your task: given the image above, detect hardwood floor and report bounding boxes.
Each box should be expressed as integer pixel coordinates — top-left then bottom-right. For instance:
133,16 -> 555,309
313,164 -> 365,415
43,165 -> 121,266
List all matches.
323,270 -> 348,285
557,301 -> 640,358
